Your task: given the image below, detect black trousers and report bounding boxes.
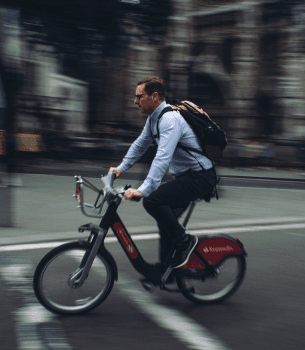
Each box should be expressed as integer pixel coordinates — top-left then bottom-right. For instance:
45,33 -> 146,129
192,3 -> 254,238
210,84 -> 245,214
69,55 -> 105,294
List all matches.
143,167 -> 217,263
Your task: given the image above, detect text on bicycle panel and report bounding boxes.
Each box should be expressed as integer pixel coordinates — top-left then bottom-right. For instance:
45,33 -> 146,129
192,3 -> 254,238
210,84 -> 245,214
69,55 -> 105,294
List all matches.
113,222 -> 138,259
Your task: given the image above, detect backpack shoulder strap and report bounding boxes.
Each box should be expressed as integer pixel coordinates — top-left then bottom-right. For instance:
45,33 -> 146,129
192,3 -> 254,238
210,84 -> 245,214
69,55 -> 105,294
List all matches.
181,101 -> 211,120
151,106 -> 173,140
181,101 -> 202,114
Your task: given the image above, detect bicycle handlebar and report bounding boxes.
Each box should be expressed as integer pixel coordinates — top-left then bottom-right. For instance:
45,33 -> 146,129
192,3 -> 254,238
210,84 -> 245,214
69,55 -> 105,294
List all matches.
74,172 -> 141,218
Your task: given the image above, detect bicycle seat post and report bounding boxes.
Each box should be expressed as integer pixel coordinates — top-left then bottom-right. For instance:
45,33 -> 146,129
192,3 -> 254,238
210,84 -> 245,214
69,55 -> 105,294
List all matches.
182,200 -> 197,229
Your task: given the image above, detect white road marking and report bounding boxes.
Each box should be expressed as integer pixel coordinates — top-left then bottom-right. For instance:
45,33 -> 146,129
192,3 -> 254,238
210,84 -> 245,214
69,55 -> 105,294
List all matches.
1,221 -> 305,252
185,216 -> 305,229
0,242 -> 71,252
2,216 -> 305,247
0,264 -> 72,350
16,304 -> 53,324
118,276 -> 228,350
68,250 -> 228,349
191,222 -> 305,236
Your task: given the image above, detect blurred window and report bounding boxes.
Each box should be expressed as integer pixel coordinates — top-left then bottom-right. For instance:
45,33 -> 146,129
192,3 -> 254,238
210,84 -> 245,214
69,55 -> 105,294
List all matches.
188,73 -> 224,107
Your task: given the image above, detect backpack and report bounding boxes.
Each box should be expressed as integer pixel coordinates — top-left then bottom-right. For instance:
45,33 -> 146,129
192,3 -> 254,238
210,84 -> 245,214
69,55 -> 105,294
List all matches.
153,100 -> 227,161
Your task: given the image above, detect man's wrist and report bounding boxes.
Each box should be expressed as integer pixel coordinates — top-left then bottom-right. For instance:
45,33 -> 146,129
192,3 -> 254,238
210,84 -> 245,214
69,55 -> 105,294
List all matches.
117,165 -> 126,174
137,187 -> 147,197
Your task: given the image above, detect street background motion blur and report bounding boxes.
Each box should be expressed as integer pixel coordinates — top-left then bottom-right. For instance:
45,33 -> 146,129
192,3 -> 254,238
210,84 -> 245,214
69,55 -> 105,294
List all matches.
1,0 -> 305,166
1,0 -> 305,225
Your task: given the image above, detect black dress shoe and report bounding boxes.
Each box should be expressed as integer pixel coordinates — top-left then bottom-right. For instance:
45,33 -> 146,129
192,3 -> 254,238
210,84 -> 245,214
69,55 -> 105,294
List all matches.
170,235 -> 198,269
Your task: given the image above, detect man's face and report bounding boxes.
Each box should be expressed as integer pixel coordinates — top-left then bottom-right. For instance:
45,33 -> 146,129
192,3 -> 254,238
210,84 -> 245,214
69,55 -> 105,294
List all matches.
134,84 -> 156,115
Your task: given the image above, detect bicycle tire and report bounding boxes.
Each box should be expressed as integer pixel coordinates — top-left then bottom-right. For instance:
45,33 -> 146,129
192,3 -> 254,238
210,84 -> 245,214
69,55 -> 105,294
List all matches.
33,242 -> 115,315
176,255 -> 246,304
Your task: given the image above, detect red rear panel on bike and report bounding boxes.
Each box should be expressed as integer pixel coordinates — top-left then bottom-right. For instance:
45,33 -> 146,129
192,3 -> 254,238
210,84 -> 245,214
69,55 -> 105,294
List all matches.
184,235 -> 245,269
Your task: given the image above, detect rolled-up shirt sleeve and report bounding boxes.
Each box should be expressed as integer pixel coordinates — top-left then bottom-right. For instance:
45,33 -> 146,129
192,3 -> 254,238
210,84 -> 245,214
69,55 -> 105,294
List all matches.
137,112 -> 182,196
118,119 -> 153,173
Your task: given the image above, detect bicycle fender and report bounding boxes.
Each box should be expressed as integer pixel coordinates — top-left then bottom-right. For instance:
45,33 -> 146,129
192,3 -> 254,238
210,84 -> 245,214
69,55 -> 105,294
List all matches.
184,234 -> 247,269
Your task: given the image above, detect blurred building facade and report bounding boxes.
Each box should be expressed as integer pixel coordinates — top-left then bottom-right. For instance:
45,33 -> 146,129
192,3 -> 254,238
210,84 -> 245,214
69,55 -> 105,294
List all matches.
107,0 -> 305,166
0,0 -> 305,166
124,2 -> 305,133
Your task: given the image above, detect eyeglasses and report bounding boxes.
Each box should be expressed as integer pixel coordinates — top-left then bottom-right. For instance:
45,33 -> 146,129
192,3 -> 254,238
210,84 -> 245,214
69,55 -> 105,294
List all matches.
135,93 -> 149,100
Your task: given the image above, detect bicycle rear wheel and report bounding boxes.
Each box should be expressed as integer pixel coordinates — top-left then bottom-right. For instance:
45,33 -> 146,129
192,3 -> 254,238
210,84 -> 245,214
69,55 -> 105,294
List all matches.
33,242 -> 115,315
177,255 -> 246,304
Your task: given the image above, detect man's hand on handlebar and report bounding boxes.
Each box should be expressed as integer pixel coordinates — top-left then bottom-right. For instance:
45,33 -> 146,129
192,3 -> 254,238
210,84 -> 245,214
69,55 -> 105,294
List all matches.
108,167 -> 122,179
107,168 -> 143,201
124,188 -> 144,201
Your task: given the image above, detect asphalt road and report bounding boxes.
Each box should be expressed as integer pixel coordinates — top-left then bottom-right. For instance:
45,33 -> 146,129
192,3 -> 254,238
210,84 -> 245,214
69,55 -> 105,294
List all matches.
0,173 -> 305,350
0,224 -> 305,350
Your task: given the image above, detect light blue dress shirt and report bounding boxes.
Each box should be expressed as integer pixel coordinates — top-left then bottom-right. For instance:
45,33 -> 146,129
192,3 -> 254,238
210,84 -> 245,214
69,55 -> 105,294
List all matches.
118,101 -> 213,197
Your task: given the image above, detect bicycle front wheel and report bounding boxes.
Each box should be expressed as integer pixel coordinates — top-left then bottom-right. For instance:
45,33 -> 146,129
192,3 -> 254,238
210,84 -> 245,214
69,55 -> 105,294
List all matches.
33,242 -> 115,315
177,255 -> 246,304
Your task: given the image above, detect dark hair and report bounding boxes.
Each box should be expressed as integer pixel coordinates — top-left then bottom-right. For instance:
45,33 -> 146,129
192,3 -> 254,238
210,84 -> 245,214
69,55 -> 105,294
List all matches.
137,76 -> 165,100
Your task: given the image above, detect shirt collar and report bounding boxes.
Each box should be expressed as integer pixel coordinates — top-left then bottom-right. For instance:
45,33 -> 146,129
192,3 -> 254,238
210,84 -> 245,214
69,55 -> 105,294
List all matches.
149,101 -> 168,121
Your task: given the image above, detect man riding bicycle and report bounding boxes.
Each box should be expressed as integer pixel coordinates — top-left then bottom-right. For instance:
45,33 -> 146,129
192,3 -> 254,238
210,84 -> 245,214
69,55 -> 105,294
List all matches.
108,77 -> 217,269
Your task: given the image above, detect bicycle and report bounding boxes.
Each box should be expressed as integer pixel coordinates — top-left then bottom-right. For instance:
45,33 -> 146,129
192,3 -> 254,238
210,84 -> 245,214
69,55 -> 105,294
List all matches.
33,172 -> 247,315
